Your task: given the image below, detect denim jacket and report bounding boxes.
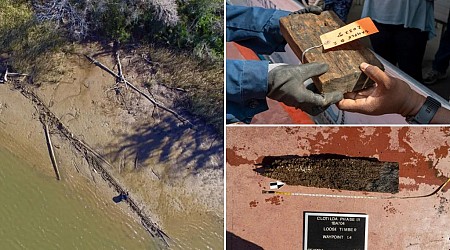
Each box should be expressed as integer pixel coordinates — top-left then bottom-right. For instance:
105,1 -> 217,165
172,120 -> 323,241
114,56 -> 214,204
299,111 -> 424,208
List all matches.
226,5 -> 289,123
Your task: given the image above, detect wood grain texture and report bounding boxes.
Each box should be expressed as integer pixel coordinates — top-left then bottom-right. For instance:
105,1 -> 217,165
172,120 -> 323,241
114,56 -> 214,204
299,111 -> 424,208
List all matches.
280,11 -> 384,94
256,154 -> 399,193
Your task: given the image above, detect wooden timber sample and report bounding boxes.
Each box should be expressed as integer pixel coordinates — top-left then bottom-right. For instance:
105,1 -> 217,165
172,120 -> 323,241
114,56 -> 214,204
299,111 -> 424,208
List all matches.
255,154 -> 399,193
280,11 -> 384,94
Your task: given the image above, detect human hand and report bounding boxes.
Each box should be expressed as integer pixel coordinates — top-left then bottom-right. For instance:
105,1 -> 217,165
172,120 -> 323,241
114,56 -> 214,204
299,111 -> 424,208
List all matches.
268,63 -> 343,115
336,63 -> 426,116
301,0 -> 325,9
290,5 -> 323,15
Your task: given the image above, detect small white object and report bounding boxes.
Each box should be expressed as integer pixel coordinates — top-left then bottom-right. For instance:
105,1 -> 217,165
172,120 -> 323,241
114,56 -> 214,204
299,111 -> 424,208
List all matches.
268,63 -> 288,72
269,181 -> 285,190
3,68 -> 8,82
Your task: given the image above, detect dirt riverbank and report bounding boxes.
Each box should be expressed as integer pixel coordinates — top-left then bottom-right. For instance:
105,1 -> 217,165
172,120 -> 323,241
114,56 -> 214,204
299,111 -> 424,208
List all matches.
0,43 -> 223,248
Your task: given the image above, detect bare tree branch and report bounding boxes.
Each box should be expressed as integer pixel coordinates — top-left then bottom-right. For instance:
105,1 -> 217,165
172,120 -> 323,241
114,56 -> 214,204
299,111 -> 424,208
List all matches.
32,0 -> 180,41
84,54 -> 192,126
32,0 -> 89,40
0,68 -> 29,83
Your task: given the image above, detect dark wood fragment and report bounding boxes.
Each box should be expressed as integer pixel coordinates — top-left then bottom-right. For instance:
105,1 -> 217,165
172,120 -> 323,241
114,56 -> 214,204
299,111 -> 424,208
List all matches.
255,154 -> 399,193
280,11 -> 384,93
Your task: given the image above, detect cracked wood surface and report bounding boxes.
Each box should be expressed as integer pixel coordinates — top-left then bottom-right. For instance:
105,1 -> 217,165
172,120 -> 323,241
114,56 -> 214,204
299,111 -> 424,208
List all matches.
280,11 -> 383,93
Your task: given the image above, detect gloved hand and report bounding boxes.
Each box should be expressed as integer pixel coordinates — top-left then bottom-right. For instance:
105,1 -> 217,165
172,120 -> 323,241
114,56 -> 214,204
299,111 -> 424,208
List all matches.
301,0 -> 325,9
290,5 -> 323,15
267,63 -> 343,115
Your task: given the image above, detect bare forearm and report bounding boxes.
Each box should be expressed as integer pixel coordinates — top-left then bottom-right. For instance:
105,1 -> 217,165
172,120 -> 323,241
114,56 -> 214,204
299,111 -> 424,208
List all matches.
431,108 -> 450,124
403,93 -> 450,124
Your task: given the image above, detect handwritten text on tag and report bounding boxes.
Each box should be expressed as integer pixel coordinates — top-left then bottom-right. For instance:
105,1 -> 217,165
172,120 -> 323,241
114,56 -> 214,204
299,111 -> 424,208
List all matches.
320,17 -> 378,50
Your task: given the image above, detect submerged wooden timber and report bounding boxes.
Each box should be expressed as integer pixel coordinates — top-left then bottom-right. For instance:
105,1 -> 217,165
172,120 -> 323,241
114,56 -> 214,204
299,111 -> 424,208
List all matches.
13,82 -> 170,247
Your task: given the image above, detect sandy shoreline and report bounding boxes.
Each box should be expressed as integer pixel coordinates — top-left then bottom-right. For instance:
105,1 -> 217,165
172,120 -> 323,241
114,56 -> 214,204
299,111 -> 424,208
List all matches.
0,43 -> 223,247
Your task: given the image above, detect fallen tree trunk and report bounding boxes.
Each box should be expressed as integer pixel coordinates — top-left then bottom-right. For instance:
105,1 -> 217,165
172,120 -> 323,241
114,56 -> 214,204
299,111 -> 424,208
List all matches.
115,51 -> 125,83
1,68 -> 29,83
84,54 -> 192,126
43,120 -> 61,180
14,82 -> 170,247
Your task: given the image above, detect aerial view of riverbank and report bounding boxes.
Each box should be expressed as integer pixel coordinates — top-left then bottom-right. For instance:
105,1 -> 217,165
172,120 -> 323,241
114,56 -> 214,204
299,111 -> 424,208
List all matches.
0,1 -> 223,248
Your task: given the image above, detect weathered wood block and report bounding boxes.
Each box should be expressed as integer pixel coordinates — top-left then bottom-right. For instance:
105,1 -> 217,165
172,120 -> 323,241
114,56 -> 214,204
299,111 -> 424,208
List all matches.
280,11 -> 384,94
256,154 -> 399,193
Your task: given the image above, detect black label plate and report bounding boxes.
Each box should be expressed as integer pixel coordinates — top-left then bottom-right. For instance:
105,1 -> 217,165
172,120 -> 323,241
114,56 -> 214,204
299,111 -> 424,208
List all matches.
304,212 -> 368,250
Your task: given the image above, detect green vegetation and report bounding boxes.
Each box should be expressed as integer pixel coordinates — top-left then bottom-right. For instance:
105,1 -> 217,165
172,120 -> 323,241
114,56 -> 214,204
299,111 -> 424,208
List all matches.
165,0 -> 223,60
146,46 -> 223,133
0,0 -> 223,133
0,0 -> 65,83
29,0 -> 223,60
98,1 -> 131,42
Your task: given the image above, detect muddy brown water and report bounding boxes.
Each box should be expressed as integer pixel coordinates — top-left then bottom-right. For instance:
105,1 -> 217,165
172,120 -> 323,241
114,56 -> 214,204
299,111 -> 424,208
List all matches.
0,142 -> 224,249
0,51 -> 224,249
0,146 -> 158,249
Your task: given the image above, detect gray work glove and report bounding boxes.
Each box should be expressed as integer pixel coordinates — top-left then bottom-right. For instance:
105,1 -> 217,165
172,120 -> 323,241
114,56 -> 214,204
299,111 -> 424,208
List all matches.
290,5 -> 323,15
267,63 -> 343,115
301,0 -> 325,9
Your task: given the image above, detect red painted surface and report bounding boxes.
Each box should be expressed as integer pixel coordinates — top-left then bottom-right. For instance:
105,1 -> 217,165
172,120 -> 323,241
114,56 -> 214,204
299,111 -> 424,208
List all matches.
279,103 -> 315,124
227,126 -> 450,249
226,42 -> 315,124
227,42 -> 260,61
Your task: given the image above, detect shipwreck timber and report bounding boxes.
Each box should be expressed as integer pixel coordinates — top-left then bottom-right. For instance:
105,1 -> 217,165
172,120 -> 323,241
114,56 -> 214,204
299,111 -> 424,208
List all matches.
12,82 -> 170,247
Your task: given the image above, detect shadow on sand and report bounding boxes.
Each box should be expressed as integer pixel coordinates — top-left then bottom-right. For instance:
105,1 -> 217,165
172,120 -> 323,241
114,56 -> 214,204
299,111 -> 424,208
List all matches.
104,115 -> 223,175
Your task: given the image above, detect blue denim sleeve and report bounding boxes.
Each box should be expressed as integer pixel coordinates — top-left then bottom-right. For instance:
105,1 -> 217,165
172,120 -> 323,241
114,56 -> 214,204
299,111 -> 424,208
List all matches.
226,59 -> 269,124
324,0 -> 353,22
226,5 -> 290,55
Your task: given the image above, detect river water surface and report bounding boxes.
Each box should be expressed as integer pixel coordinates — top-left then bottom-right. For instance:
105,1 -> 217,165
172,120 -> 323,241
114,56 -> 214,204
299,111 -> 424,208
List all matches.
0,146 -> 158,249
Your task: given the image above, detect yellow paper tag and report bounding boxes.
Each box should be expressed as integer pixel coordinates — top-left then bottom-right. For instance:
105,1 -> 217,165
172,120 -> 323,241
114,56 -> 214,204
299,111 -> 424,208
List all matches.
320,17 -> 379,50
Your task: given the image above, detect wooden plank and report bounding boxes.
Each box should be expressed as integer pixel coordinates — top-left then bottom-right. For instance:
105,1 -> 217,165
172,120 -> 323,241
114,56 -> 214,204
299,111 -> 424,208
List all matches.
43,122 -> 61,180
256,154 -> 399,194
280,11 -> 384,94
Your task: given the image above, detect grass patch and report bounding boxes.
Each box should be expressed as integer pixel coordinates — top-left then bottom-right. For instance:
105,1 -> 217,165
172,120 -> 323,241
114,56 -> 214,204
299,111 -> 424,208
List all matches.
0,1 -> 223,134
145,46 -> 223,134
0,0 -> 66,84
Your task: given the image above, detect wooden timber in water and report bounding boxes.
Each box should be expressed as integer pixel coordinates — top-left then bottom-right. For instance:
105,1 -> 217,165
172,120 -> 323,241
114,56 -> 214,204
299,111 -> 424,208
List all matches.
279,11 -> 384,94
14,82 -> 170,247
43,121 -> 61,180
256,154 -> 399,193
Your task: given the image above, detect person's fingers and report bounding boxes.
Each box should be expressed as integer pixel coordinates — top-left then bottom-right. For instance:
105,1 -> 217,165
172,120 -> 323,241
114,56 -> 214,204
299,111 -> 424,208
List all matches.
344,92 -> 357,99
299,90 -> 342,108
299,62 -> 329,80
336,98 -> 371,113
355,85 -> 376,96
307,6 -> 323,15
298,90 -> 326,105
360,63 -> 389,90
323,91 -> 344,105
343,85 -> 376,99
291,6 -> 323,15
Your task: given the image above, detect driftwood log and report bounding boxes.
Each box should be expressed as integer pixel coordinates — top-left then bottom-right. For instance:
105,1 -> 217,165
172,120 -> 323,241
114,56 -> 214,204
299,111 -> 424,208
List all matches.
0,68 -> 29,83
280,11 -> 384,94
85,54 -> 192,127
15,83 -> 170,247
43,121 -> 61,180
